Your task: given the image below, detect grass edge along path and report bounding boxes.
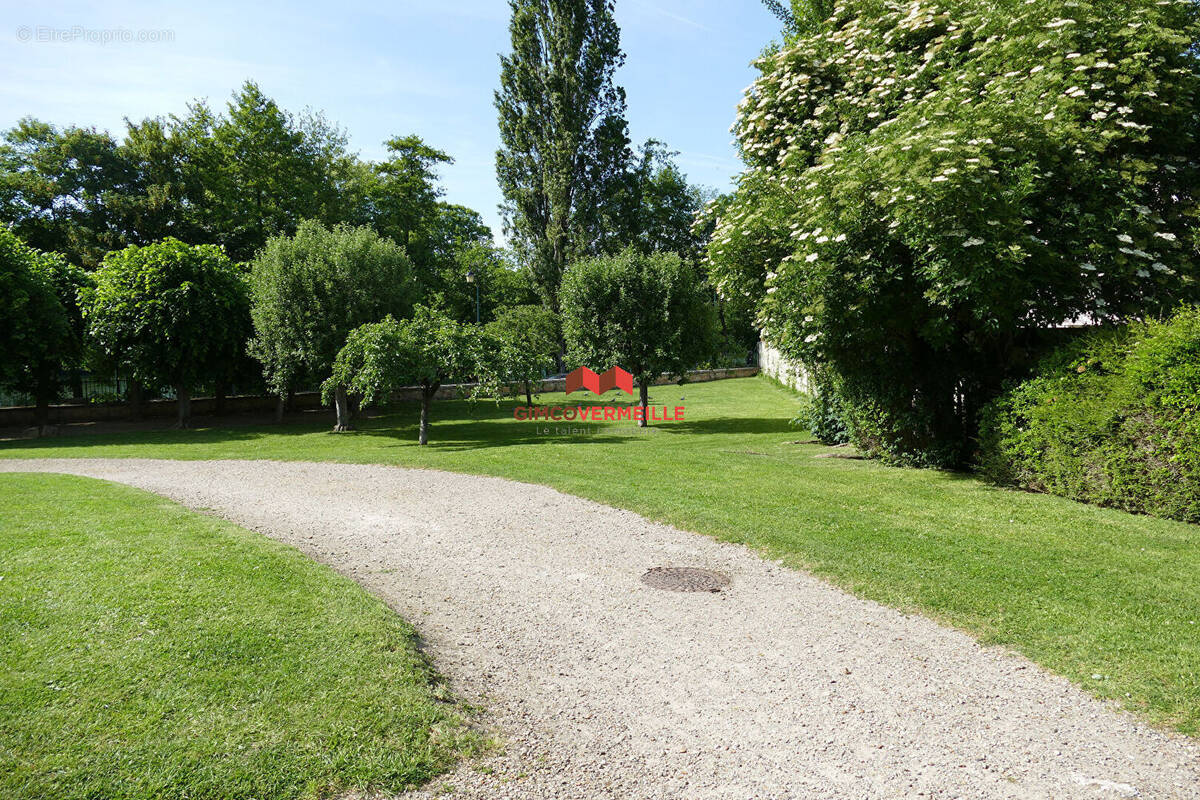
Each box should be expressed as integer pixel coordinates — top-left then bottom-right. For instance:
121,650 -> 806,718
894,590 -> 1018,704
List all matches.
1,377 -> 1198,736
0,473 -> 479,800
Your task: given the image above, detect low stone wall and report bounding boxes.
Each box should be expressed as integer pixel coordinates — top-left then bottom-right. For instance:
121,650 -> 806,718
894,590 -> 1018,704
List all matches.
757,341 -> 810,393
0,367 -> 760,427
0,392 -> 328,429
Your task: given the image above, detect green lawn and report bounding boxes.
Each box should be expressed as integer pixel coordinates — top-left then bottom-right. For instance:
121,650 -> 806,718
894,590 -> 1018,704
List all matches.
3,376 -> 1198,735
0,474 -> 477,800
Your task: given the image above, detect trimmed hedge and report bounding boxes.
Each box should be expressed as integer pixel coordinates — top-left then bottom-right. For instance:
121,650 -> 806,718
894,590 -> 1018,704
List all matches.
978,308 -> 1200,523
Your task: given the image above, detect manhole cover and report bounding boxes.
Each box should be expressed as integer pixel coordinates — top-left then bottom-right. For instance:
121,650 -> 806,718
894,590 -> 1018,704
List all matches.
640,567 -> 730,593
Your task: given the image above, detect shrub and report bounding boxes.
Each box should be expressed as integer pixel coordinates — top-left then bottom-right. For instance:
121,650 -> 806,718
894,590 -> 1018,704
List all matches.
978,308 -> 1200,523
708,0 -> 1200,468
791,372 -> 849,445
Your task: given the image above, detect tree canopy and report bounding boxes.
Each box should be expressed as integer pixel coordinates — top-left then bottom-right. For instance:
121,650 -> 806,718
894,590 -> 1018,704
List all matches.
0,81 -> 495,273
486,304 -> 559,405
496,0 -> 630,308
0,227 -> 75,430
325,306 -> 496,443
561,248 -> 717,425
712,0 -> 1200,465
83,238 -> 249,427
248,220 -> 417,430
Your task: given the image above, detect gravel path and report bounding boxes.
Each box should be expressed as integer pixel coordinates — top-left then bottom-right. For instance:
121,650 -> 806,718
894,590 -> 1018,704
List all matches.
4,459 -> 1197,799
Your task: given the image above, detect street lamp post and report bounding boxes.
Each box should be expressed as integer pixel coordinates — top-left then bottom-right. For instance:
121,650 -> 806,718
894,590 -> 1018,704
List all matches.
465,270 -> 480,324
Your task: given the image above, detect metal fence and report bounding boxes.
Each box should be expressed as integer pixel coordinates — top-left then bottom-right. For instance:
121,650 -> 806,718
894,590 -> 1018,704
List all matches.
0,374 -> 282,409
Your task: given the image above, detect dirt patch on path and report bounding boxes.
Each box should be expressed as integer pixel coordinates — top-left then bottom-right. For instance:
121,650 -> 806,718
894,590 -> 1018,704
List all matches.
3,459 -> 1196,799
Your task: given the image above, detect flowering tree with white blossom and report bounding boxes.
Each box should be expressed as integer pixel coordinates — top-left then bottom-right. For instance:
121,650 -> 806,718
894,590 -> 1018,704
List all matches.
708,0 -> 1200,466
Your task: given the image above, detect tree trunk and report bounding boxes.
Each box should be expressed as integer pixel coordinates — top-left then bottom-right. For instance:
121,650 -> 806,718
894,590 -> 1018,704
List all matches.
418,384 -> 439,445
333,385 -> 354,432
214,381 -> 228,416
638,382 -> 649,428
175,384 -> 191,429
69,369 -> 83,402
274,394 -> 286,423
524,379 -> 533,407
128,379 -> 144,421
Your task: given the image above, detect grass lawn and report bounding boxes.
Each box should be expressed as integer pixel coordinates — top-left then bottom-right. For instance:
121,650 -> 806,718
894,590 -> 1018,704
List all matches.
2,376 -> 1198,735
0,474 -> 476,800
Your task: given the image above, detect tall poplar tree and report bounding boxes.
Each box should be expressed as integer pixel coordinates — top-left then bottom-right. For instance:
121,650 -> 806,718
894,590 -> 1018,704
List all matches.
495,0 -> 629,311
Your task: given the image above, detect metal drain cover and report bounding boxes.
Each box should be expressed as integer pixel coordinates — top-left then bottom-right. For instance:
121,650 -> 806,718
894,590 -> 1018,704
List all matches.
640,566 -> 730,593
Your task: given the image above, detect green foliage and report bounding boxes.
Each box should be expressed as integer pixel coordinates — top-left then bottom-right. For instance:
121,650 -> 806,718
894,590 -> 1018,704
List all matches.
496,0 -> 630,307
355,135 -> 454,252
486,304 -> 558,401
0,82 -> 490,270
713,0 -> 1200,467
979,308 -> 1200,523
561,248 -> 718,389
791,371 -> 849,445
325,306 -> 491,404
248,220 -> 416,398
0,119 -> 127,267
433,242 -> 537,325
0,228 -> 73,413
324,306 -> 496,443
619,142 -> 711,262
198,83 -> 356,261
84,239 -> 250,397
761,0 -> 835,39
346,137 -> 499,317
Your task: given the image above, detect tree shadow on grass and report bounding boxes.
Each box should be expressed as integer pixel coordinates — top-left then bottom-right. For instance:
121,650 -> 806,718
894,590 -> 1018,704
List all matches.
0,400 -> 797,455
653,416 -> 794,436
351,401 -> 647,451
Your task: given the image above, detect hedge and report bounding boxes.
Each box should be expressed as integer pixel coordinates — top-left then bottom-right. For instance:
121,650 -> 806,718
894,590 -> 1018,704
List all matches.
978,308 -> 1200,523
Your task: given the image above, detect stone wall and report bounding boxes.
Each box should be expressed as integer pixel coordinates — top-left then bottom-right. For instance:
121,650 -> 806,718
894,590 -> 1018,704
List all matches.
757,341 -> 809,393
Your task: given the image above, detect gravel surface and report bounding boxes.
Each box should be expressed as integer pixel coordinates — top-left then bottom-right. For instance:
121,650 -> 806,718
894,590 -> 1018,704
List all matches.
4,459 -> 1197,799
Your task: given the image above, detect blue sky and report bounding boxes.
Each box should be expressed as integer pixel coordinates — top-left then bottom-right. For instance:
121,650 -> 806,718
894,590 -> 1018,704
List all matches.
1,1 -> 781,241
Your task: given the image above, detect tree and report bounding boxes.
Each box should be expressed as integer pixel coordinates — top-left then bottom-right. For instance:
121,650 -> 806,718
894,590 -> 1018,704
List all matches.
38,255 -> 92,401
248,220 -> 417,431
448,243 -> 540,324
495,0 -> 630,311
324,306 -> 495,444
83,239 -> 249,428
626,143 -> 710,262
486,304 -> 558,405
712,0 -> 1200,467
359,135 -> 454,256
0,119 -> 129,267
588,140 -> 711,263
200,83 -> 353,261
0,228 -> 75,433
561,248 -> 717,426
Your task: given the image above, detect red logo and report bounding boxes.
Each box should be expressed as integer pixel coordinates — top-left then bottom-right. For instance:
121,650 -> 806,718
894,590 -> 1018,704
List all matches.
565,366 -> 634,395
